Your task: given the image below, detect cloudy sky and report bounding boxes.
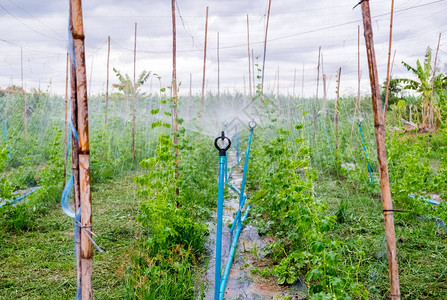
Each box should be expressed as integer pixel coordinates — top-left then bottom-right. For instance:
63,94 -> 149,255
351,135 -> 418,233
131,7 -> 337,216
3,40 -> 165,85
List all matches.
0,0 -> 445,98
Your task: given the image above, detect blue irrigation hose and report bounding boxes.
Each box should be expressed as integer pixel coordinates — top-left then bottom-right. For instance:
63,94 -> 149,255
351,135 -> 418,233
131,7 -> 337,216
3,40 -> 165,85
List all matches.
2,121 -> 11,159
358,121 -> 373,183
0,188 -> 39,208
408,194 -> 440,205
220,120 -> 256,298
219,205 -> 251,299
317,115 -> 333,152
214,131 -> 231,300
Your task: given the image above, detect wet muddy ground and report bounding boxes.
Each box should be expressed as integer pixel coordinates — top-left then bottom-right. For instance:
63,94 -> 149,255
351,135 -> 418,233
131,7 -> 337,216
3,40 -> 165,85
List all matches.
201,158 -> 306,300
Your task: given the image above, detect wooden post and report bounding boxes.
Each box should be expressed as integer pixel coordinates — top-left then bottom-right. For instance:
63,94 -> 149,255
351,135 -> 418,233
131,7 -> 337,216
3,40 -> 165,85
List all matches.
313,46 -> 321,140
261,0 -> 272,95
335,67 -> 341,155
383,0 -> 395,123
132,23 -> 137,161
64,52 -> 69,185
105,35 -> 110,124
200,6 -> 209,116
217,32 -> 220,127
360,2 -> 400,299
68,4 -> 81,296
350,25 -> 361,142
247,15 -> 252,98
429,33 -> 441,131
172,0 -> 179,198
70,0 -> 93,298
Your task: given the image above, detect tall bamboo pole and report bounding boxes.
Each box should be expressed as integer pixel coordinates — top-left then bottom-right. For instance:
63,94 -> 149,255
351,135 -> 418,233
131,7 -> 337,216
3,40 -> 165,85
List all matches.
322,74 -> 327,117
188,73 -> 192,121
383,0 -> 395,123
252,49 -> 255,95
132,23 -> 137,161
64,52 -> 69,185
293,68 -> 296,98
201,6 -> 209,116
301,63 -> 304,98
217,32 -> 220,128
70,0 -> 93,298
429,33 -> 441,130
172,0 -> 179,198
313,46 -> 321,140
261,0 -> 272,95
247,15 -> 252,98
335,67 -> 341,155
105,35 -> 110,124
350,25 -> 361,142
360,2 -> 400,299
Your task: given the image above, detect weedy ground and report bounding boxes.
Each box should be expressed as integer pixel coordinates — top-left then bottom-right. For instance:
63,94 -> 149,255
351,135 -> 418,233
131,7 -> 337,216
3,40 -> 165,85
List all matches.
0,173 -> 141,300
317,174 -> 447,299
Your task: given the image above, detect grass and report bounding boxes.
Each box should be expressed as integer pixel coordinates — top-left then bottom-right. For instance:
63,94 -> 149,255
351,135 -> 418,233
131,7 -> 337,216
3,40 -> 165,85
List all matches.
317,173 -> 447,299
0,172 -> 141,299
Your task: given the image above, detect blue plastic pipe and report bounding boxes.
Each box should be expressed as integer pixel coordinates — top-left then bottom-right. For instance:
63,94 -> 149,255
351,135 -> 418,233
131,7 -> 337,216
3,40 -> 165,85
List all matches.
219,205 -> 251,299
408,194 -> 440,205
220,121 -> 256,298
358,121 -> 373,183
317,115 -> 333,152
215,154 -> 226,300
214,131 -> 231,300
0,188 -> 39,208
2,121 -> 11,159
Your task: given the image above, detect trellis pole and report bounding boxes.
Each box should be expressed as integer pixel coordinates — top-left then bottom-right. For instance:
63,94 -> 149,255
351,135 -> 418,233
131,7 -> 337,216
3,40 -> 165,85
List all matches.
246,14 -> 252,98
383,0 -> 395,123
172,0 -> 179,199
70,0 -> 93,298
261,0 -> 272,95
105,35 -> 110,124
350,25 -> 361,142
132,23 -> 137,161
201,6 -> 209,117
335,67 -> 341,156
360,2 -> 400,299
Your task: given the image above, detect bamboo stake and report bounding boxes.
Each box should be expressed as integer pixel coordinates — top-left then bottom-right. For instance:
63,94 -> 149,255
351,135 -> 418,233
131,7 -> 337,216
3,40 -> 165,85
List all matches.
188,73 -> 192,121
301,63 -> 304,98
261,0 -> 272,95
335,67 -> 341,155
217,32 -> 220,127
293,68 -> 296,98
21,47 -> 27,133
201,6 -> 209,116
105,35 -> 110,124
360,2 -> 400,299
322,74 -> 327,117
276,66 -> 279,101
383,0 -> 395,123
350,25 -> 361,142
243,74 -> 246,97
252,49 -> 255,95
132,23 -> 137,161
70,0 -> 93,298
247,14 -> 252,98
172,0 -> 179,198
313,46 -> 321,140
64,52 -> 69,185
429,33 -> 441,131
